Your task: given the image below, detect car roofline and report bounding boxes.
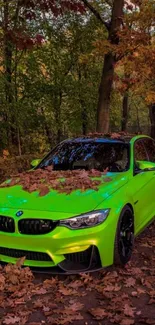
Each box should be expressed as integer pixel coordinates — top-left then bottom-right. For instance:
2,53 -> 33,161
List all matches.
63,134 -> 151,144
129,135 -> 152,144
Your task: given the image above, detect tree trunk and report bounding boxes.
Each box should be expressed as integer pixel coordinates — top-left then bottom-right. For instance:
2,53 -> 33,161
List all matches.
136,103 -> 142,133
149,104 -> 155,139
82,108 -> 87,135
97,53 -> 115,133
54,90 -> 62,144
40,107 -> 53,145
3,0 -> 12,149
78,68 -> 88,135
96,0 -> 124,133
121,91 -> 129,132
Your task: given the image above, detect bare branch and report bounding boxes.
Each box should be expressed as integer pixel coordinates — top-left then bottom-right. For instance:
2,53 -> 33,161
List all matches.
81,0 -> 110,31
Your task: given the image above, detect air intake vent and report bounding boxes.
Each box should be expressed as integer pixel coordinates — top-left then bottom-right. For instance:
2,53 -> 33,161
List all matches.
0,247 -> 51,261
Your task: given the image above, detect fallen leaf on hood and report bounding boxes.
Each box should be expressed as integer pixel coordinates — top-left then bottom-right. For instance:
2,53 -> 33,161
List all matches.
39,184 -> 50,196
1,169 -> 104,196
103,177 -> 112,182
16,256 -> 26,268
8,274 -> 19,285
103,167 -> 109,174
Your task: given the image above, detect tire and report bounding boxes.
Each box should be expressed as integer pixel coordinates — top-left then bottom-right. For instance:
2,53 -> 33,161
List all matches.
114,206 -> 134,266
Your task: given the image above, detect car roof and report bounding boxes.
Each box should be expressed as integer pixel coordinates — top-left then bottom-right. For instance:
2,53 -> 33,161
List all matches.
64,134 -> 151,144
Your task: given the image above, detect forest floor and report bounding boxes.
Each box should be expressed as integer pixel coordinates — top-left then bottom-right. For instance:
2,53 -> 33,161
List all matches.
0,222 -> 155,325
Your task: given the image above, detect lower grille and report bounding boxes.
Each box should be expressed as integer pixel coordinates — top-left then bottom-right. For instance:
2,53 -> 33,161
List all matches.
0,247 -> 51,261
65,246 -> 93,265
0,216 -> 15,233
18,219 -> 58,235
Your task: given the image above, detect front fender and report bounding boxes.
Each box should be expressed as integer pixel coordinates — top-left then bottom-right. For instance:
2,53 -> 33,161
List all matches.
95,184 -> 135,266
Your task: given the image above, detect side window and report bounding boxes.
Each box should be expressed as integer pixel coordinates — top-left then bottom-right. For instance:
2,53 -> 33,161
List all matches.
134,140 -> 148,162
143,139 -> 155,163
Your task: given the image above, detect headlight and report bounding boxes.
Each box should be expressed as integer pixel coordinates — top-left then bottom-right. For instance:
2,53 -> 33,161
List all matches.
59,209 -> 110,230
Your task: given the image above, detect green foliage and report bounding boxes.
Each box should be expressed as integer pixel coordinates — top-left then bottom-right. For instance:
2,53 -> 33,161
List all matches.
0,1 -> 153,155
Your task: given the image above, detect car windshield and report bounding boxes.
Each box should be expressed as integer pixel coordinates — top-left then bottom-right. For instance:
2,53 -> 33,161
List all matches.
37,141 -> 130,172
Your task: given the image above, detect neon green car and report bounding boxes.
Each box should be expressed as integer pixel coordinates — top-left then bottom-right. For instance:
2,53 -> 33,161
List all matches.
0,134 -> 155,273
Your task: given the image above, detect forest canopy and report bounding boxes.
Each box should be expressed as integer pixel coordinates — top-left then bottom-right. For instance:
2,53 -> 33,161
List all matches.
0,0 -> 154,156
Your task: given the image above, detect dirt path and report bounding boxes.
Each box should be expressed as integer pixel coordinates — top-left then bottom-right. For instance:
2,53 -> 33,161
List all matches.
1,223 -> 155,325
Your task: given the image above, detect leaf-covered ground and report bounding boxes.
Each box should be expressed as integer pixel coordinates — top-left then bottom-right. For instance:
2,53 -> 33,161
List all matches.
1,223 -> 155,325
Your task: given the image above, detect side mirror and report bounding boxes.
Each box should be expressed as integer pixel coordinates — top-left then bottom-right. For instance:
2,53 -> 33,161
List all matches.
31,159 -> 41,168
136,160 -> 155,171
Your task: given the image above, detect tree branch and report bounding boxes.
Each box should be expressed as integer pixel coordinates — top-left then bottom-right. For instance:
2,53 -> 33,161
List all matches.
81,0 -> 110,31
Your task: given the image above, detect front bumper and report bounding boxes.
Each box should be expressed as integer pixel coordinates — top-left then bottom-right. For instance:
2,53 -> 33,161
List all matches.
0,209 -> 117,273
0,245 -> 102,273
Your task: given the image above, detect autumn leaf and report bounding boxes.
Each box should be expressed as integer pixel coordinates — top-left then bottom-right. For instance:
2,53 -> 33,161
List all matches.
3,149 -> 9,157
1,169 -> 104,196
123,304 -> 135,317
89,308 -> 111,320
39,184 -> 50,196
144,319 -> 155,325
103,167 -> 109,174
80,273 -> 93,283
3,316 -> 21,325
16,256 -> 26,268
48,314 -> 83,324
67,302 -> 84,312
32,287 -> 47,295
0,274 -> 5,290
104,284 -> 121,292
131,291 -> 138,297
137,287 -> 146,295
125,277 -> 136,288
58,286 -> 76,296
68,280 -> 83,289
120,318 -> 135,325
28,183 -> 38,192
103,177 -> 112,183
111,132 -> 121,139
43,306 -> 50,312
8,274 -> 19,285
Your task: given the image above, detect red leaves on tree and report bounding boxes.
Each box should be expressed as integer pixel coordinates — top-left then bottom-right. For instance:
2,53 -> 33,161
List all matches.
19,0 -> 85,15
2,0 -> 85,50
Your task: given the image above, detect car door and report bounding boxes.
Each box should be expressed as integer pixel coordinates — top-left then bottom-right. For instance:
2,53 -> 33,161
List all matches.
142,137 -> 155,217
129,139 -> 155,234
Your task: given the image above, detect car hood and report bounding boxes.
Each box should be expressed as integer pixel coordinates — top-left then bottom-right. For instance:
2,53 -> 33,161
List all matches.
0,173 -> 128,214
